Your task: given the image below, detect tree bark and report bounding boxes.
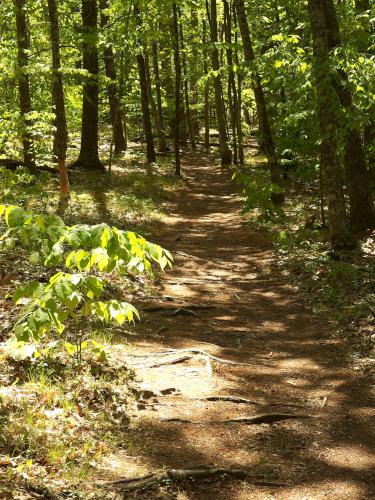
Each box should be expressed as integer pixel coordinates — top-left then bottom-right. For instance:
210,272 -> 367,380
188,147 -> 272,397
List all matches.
355,0 -> 375,181
233,2 -> 244,164
172,2 -> 181,175
323,0 -> 374,232
179,12 -> 196,149
203,20 -> 210,150
135,5 -> 156,163
208,0 -> 232,166
234,0 -> 284,202
100,0 -> 126,154
73,0 -> 104,169
47,0 -> 70,197
13,0 -> 36,174
307,0 -> 351,249
190,6 -> 200,137
151,42 -> 168,152
224,0 -> 238,163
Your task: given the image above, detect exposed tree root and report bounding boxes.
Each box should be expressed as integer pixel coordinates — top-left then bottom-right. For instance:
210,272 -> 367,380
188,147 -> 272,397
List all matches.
160,413 -> 311,425
143,303 -> 216,312
101,467 -> 287,492
145,355 -> 192,368
151,348 -> 255,367
191,396 -> 305,408
124,348 -> 255,367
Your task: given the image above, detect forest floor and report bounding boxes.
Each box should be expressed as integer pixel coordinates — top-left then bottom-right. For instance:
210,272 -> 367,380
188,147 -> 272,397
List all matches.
96,149 -> 375,499
1,146 -> 374,499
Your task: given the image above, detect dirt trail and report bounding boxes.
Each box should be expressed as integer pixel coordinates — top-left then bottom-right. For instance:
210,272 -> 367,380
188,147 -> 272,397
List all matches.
103,151 -> 375,499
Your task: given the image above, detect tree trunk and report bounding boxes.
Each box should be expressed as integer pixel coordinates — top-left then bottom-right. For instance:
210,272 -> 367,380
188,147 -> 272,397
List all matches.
135,5 -> 156,163
73,0 -> 103,170
100,0 -> 126,154
209,0 -> 232,166
233,2 -> 244,164
190,6 -> 200,137
323,0 -> 374,232
234,0 -> 284,203
172,2 -> 181,175
307,0 -> 351,249
13,0 -> 36,174
47,0 -> 70,197
224,0 -> 238,164
151,42 -> 168,152
355,0 -> 375,182
203,20 -> 210,150
179,12 -> 196,149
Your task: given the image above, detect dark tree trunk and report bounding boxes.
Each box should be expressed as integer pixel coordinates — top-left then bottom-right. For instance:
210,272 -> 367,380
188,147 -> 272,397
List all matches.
234,0 -> 284,203
224,0 -> 238,164
151,42 -> 168,152
190,6 -> 200,137
323,0 -> 374,232
179,12 -> 196,149
307,0 -> 351,249
172,2 -> 181,175
135,5 -> 156,163
47,0 -> 70,197
233,2 -> 244,164
73,0 -> 103,170
209,0 -> 232,166
100,0 -> 126,154
144,52 -> 157,132
13,0 -> 36,174
355,0 -> 375,180
145,49 -> 167,154
203,20 -> 210,150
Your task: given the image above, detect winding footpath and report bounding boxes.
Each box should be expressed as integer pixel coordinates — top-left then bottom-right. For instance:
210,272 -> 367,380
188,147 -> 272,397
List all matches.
104,150 -> 375,499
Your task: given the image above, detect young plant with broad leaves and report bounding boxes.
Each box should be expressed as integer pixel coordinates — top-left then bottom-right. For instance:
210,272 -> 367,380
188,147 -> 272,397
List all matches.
0,204 -> 173,363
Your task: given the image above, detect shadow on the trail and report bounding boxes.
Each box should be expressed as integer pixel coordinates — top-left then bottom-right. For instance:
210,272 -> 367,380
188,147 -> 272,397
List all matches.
118,149 -> 375,498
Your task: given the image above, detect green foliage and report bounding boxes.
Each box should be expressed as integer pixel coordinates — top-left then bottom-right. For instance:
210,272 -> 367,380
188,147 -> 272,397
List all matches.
0,204 -> 172,362
232,166 -> 285,221
0,167 -> 49,206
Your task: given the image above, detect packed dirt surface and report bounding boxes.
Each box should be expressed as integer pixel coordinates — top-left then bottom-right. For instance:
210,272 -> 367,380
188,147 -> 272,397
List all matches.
100,150 -> 375,499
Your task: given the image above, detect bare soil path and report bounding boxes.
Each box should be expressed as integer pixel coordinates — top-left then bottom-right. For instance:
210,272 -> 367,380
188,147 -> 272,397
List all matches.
102,150 -> 375,499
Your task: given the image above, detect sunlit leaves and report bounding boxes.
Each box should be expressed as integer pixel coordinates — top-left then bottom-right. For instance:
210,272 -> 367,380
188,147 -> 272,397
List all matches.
0,204 -> 172,361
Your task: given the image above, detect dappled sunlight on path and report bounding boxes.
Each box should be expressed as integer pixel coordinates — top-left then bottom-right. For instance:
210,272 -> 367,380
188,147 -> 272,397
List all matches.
102,149 -> 375,499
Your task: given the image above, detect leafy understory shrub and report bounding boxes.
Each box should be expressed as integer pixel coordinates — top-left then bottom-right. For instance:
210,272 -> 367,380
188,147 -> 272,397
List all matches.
0,204 -> 173,362
232,166 -> 285,221
0,167 -> 50,208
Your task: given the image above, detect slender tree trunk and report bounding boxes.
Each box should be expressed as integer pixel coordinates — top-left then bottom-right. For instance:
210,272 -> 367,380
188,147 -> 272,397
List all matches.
233,2 -> 244,164
135,5 -> 156,163
203,20 -> 210,150
47,0 -> 69,198
100,0 -> 126,154
307,0 -> 351,249
355,0 -> 375,179
224,0 -> 238,163
13,0 -> 36,174
323,0 -> 374,232
190,6 -> 200,137
151,42 -> 168,152
73,0 -> 103,169
209,0 -> 232,166
179,12 -> 196,149
144,52 -> 157,132
234,0 -> 284,202
172,2 -> 181,175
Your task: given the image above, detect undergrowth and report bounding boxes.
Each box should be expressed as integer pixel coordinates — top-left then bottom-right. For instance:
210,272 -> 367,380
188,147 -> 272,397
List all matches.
234,152 -> 375,370
0,149 -> 178,498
